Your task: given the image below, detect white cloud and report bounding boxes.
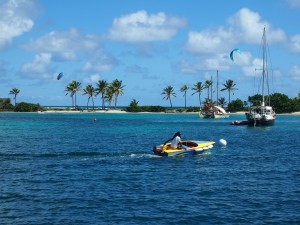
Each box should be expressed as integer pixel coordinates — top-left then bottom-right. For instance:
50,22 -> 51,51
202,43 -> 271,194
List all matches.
21,53 -> 53,79
176,60 -> 199,74
23,28 -> 100,60
83,74 -> 101,83
125,65 -> 148,74
82,50 -> 118,73
286,0 -> 300,8
176,54 -> 230,74
289,35 -> 300,53
228,8 -> 286,44
185,8 -> 287,54
242,58 -> 261,77
186,28 -> 234,53
289,65 -> 300,80
241,54 -> 282,79
108,10 -> 187,42
0,0 -> 35,49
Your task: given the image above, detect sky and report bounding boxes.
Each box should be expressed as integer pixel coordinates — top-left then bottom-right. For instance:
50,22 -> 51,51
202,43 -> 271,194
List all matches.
0,0 -> 300,107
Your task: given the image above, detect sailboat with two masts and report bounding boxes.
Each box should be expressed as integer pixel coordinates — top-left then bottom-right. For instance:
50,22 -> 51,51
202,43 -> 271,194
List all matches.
245,27 -> 276,126
199,70 -> 229,119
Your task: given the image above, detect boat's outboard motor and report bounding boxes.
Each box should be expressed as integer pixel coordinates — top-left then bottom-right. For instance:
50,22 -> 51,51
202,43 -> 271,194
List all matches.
153,145 -> 164,155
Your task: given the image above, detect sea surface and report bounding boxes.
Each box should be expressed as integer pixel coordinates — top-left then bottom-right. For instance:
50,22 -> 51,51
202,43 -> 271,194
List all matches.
0,112 -> 299,225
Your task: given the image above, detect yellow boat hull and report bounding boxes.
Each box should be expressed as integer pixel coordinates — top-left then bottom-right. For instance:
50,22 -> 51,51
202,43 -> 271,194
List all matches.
153,140 -> 215,157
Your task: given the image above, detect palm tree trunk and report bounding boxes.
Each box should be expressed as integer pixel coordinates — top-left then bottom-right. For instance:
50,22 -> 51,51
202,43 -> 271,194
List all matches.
114,95 -> 118,109
92,97 -> 94,110
87,97 -> 90,110
169,98 -> 172,108
101,94 -> 105,110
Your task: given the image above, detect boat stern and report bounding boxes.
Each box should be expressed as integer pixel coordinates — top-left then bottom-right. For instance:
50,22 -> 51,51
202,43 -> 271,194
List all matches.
153,145 -> 167,156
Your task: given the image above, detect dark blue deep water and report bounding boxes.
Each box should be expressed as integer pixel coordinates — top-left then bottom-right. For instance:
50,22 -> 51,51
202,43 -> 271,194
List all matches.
0,112 -> 299,225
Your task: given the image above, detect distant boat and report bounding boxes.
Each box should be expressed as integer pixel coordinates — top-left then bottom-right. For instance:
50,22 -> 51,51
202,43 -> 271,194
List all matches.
245,27 -> 276,126
199,105 -> 229,119
199,70 -> 229,119
230,120 -> 249,126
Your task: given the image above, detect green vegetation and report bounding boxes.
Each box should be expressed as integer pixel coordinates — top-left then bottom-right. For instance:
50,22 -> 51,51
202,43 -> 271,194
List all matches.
1,79 -> 299,113
191,81 -> 205,108
220,79 -> 238,104
125,99 -> 200,113
180,85 -> 189,109
14,102 -> 43,112
161,86 -> 176,108
126,99 -> 166,112
64,79 -> 125,110
228,99 -> 244,112
82,84 -> 96,110
95,80 -> 108,110
9,88 -> 20,106
65,80 -> 82,107
248,93 -> 300,114
0,98 -> 14,111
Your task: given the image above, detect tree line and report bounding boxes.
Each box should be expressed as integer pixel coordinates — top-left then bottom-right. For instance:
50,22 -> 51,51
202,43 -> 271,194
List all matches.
161,79 -> 237,108
64,79 -> 125,110
1,78 -> 300,113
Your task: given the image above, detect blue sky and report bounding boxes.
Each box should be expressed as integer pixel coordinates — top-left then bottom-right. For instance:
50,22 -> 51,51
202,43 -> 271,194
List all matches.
1,0 -> 300,107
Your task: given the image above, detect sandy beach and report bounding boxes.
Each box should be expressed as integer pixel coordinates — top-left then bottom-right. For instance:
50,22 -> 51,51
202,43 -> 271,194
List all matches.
39,109 -> 300,115
41,109 -> 128,114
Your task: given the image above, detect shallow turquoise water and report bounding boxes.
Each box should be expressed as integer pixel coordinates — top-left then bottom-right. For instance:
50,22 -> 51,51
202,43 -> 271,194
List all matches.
0,112 -> 299,224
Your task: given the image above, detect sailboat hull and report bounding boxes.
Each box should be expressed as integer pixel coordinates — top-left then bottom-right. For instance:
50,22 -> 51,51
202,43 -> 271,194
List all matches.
247,118 -> 275,126
245,112 -> 275,126
199,106 -> 229,119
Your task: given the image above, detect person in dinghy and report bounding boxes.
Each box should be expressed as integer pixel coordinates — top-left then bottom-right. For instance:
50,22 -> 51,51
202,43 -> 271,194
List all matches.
163,131 -> 183,149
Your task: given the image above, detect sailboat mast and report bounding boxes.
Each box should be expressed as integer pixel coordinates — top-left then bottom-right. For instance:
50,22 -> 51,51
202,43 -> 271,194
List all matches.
262,27 -> 266,107
217,70 -> 219,105
210,75 -> 213,104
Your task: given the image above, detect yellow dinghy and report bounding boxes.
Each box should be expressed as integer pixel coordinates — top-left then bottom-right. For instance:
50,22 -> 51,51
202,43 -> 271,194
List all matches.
153,140 -> 215,157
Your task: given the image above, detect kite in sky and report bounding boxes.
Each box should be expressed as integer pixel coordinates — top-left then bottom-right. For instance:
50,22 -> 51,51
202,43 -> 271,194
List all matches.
230,48 -> 241,62
57,72 -> 63,80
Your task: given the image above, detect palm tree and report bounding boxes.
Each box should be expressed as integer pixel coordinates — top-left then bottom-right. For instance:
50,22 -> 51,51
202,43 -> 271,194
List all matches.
205,79 -> 213,100
220,79 -> 238,104
71,80 -> 82,107
65,83 -> 75,106
110,79 -> 125,109
192,82 -> 205,108
218,97 -> 227,108
65,80 -> 82,107
128,99 -> 140,112
83,84 -> 95,110
9,88 -> 20,105
105,85 -> 114,109
161,85 -> 176,108
180,85 -> 189,109
203,98 -> 214,108
95,80 -> 108,110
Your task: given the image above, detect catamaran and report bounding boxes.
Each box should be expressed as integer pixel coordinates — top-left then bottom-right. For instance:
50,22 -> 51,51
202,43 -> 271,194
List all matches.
245,27 -> 276,126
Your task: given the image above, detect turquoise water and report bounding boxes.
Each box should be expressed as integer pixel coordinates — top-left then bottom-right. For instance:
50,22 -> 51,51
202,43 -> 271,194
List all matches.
0,112 -> 299,224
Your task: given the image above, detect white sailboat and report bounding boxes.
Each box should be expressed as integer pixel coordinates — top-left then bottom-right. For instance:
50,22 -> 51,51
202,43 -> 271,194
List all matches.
245,27 -> 276,126
199,70 -> 229,119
